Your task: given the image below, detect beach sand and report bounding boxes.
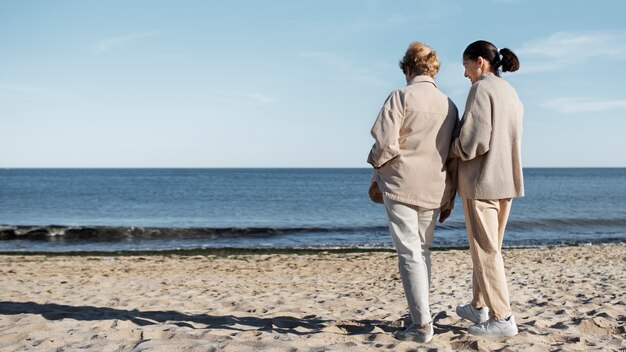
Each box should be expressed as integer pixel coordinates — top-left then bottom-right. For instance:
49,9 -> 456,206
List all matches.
0,244 -> 624,351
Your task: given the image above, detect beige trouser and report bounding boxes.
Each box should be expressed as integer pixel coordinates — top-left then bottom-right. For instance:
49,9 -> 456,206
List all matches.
383,197 -> 437,325
462,197 -> 513,320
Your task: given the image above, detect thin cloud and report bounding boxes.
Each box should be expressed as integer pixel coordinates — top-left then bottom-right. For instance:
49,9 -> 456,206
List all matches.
346,13 -> 415,32
0,83 -> 42,94
0,83 -> 48,101
0,82 -> 79,103
543,97 -> 626,114
517,31 -> 626,73
221,92 -> 277,105
320,8 -> 461,35
91,31 -> 161,54
299,51 -> 386,85
239,92 -> 276,104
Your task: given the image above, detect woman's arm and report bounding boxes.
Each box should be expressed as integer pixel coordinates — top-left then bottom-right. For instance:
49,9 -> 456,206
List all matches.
367,90 -> 404,168
451,83 -> 493,161
440,101 -> 460,223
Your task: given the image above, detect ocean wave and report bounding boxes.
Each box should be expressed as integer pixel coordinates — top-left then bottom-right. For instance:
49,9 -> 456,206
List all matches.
0,225 -> 391,242
437,217 -> 626,231
506,217 -> 626,230
1,217 -> 625,242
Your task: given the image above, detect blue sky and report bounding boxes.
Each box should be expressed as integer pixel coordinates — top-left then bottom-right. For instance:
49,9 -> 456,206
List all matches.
1,0 -> 625,167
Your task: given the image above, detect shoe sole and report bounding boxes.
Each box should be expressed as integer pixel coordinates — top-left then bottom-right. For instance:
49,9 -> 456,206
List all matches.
468,326 -> 518,337
394,334 -> 433,343
468,330 -> 518,337
394,328 -> 434,343
455,308 -> 487,325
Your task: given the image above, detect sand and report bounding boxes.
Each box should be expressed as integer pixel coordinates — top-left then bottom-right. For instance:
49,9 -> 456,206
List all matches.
0,244 -> 624,351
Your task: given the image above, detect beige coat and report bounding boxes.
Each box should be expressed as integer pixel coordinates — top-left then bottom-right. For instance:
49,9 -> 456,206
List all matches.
451,73 -> 524,200
367,75 -> 459,209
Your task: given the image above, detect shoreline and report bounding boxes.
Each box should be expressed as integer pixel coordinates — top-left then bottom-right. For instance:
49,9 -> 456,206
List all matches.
1,242 -> 624,257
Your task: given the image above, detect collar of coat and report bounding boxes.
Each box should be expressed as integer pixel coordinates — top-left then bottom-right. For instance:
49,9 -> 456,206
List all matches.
408,75 -> 437,87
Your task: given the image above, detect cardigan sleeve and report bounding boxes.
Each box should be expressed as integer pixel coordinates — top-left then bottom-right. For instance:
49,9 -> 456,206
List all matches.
367,90 -> 404,168
442,100 -> 460,211
451,82 -> 493,161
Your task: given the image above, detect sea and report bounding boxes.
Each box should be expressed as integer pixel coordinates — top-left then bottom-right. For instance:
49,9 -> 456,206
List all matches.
1,168 -> 625,252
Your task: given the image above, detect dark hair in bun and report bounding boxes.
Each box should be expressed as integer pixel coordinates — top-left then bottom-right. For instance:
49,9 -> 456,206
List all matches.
463,40 -> 520,75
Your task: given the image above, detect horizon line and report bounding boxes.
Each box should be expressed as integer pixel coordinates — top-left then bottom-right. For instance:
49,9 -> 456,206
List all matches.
2,166 -> 626,170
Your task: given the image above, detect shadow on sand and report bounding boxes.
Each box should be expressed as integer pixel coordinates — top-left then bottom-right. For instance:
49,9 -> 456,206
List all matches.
0,301 -> 466,337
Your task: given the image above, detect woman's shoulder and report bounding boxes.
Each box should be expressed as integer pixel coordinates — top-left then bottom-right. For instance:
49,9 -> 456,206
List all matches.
473,74 -> 497,89
470,75 -> 521,106
403,83 -> 457,114
471,75 -> 513,96
479,74 -> 516,90
403,79 -> 450,99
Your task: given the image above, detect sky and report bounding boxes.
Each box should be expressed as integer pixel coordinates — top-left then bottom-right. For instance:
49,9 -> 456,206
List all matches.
1,0 -> 625,168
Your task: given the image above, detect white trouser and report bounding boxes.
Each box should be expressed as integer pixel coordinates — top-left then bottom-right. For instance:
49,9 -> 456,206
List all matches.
383,197 -> 437,325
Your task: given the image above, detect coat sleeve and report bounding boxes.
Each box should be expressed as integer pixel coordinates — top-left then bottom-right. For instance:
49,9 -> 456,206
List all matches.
442,100 -> 460,211
451,82 -> 493,161
367,90 -> 404,168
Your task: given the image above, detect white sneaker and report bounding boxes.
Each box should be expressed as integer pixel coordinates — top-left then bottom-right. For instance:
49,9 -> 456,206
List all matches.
468,316 -> 518,337
456,303 -> 489,324
394,322 -> 434,343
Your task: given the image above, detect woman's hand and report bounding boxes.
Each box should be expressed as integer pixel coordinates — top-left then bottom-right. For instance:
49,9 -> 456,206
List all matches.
439,208 -> 452,223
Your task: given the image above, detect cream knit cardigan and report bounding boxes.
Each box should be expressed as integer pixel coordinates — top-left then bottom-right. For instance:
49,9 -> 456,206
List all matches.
452,73 -> 524,200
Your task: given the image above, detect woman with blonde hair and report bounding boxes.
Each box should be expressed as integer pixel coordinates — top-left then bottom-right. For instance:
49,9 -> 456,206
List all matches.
452,40 -> 523,337
367,42 -> 459,343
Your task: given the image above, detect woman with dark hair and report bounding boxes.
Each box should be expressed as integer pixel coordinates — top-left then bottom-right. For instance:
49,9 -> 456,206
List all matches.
452,40 -> 523,337
367,42 -> 459,343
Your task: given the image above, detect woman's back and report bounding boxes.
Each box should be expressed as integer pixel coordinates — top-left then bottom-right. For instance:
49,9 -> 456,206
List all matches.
370,75 -> 458,208
455,73 -> 524,199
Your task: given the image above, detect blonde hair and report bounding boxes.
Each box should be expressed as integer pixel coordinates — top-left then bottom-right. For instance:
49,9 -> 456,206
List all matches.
399,42 -> 440,78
